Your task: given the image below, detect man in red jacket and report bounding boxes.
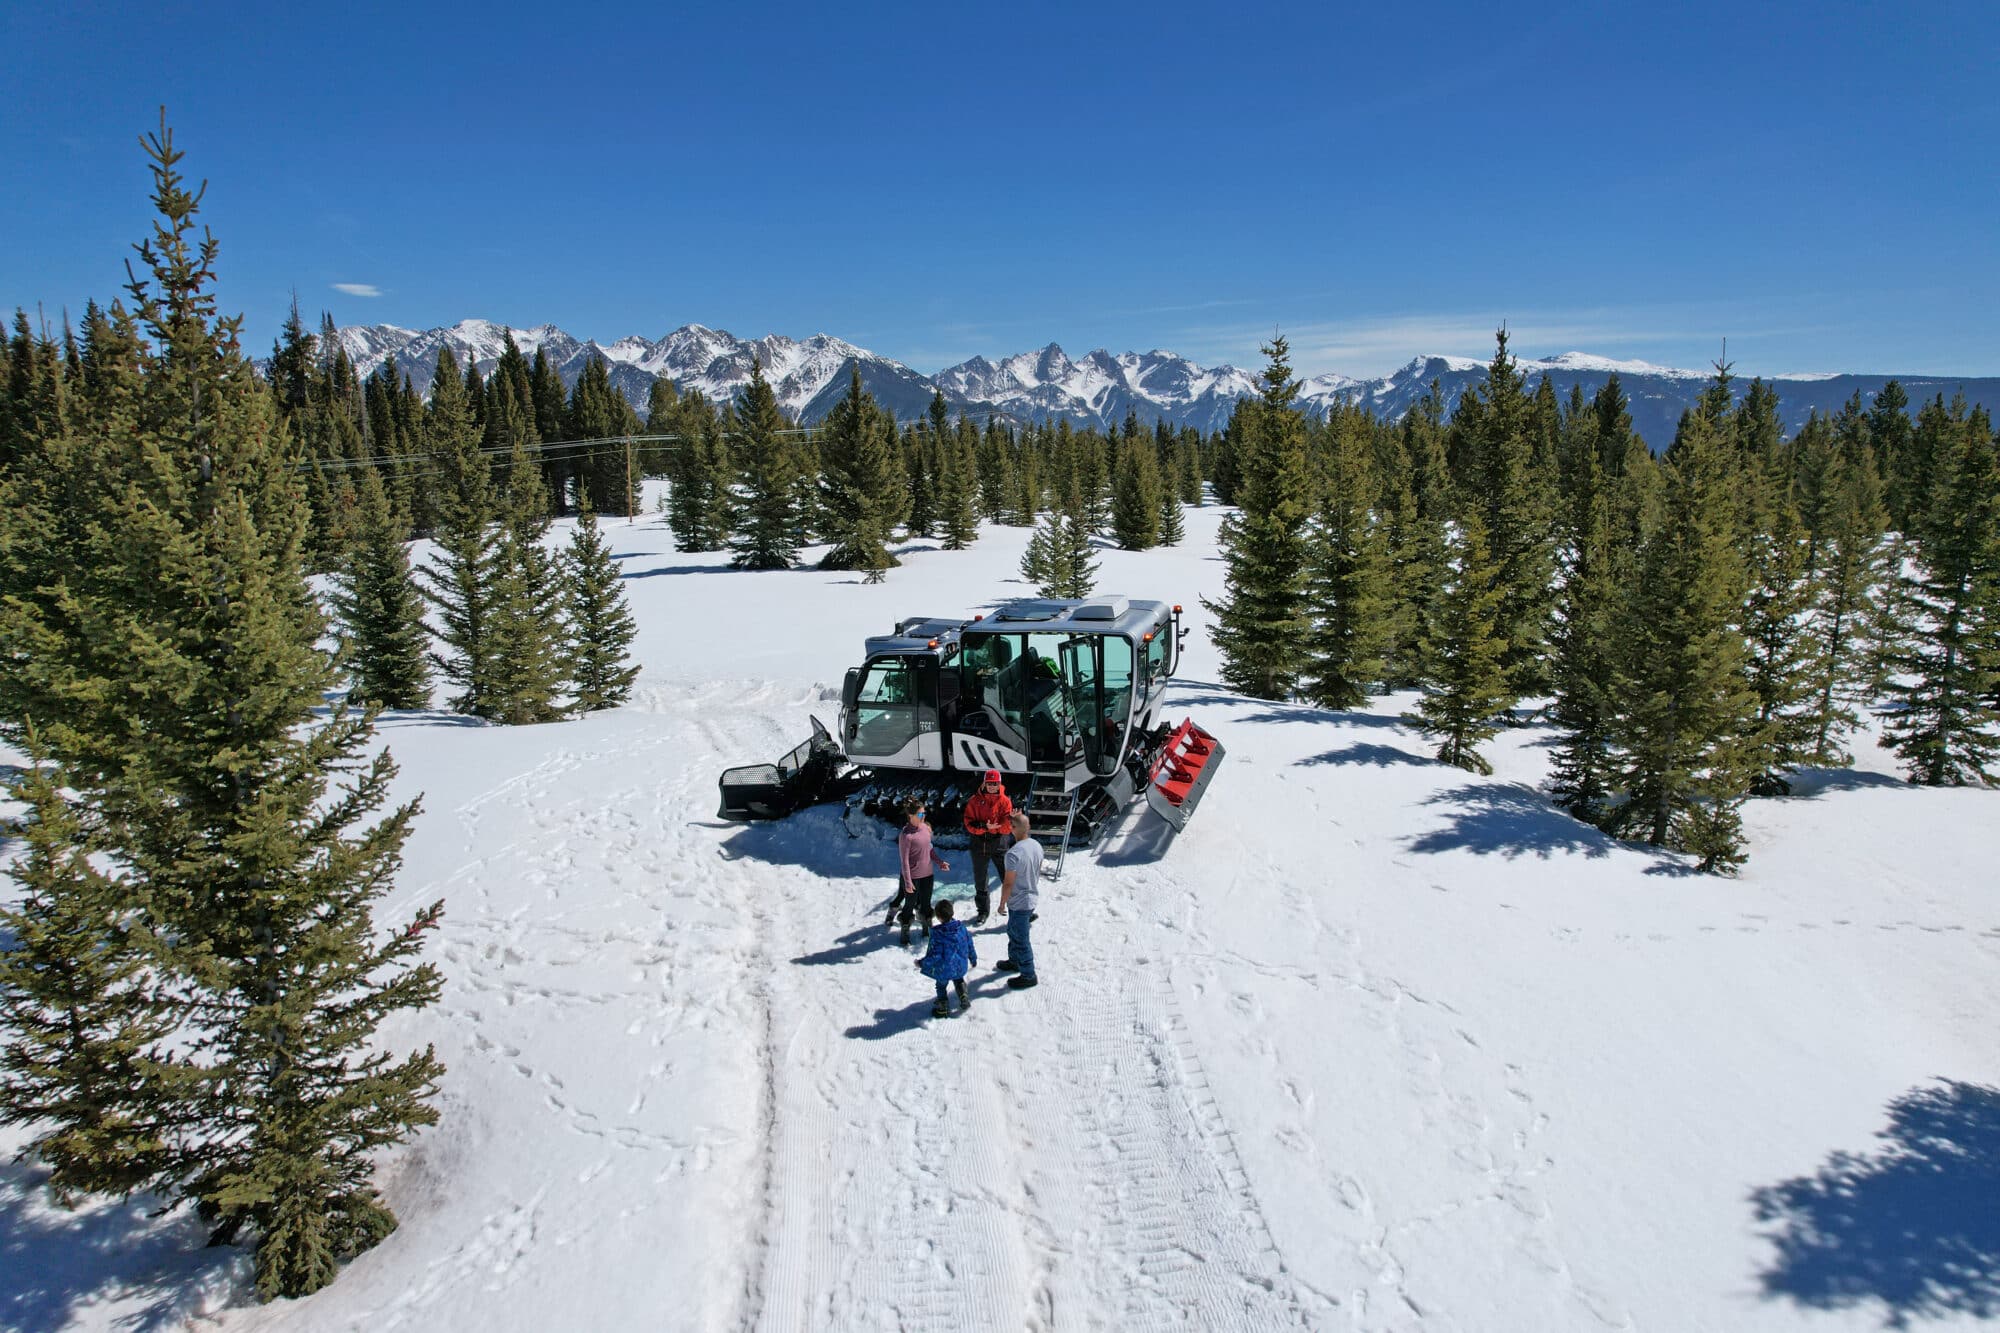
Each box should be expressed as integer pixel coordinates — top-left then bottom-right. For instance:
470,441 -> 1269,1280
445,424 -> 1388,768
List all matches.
961,769 -> 1013,927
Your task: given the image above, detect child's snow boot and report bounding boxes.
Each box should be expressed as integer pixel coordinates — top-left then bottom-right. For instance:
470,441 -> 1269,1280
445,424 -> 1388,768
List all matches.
954,980 -> 970,1012
931,998 -> 950,1019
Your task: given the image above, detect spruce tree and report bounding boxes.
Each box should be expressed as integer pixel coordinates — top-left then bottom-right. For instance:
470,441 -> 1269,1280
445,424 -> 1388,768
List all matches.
1547,407 -> 1621,819
329,469 -> 431,710
664,390 -> 732,552
815,365 -> 902,572
1301,413 -> 1392,710
1021,482 -> 1098,599
1804,443 -> 1889,765
0,121 -> 443,1295
418,349 -> 504,718
1456,330 -> 1556,697
1606,410 -> 1761,871
1109,436 -> 1163,550
1739,500 -> 1824,791
0,763 -> 176,1202
1410,513 -> 1513,773
488,436 -> 567,724
1203,338 -> 1313,699
1157,485 -> 1186,546
1880,408 -> 2000,784
936,410 -> 980,551
728,359 -> 800,569
565,501 -> 641,710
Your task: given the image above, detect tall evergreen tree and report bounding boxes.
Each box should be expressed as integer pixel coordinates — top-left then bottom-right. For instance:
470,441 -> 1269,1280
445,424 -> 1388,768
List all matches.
1879,407 -> 2000,784
815,365 -> 903,572
1606,410 -> 1761,871
1157,484 -> 1186,546
664,389 -> 732,551
0,122 -> 443,1295
487,436 -> 567,724
1109,435 -> 1163,550
1301,413 -> 1392,710
565,501 -> 641,710
1547,404 -> 1622,819
1805,441 -> 1890,766
329,469 -> 431,710
935,406 -> 979,551
728,359 -> 800,569
1204,339 -> 1313,699
1451,330 -> 1556,696
1411,512 -> 1514,773
418,348 -> 504,717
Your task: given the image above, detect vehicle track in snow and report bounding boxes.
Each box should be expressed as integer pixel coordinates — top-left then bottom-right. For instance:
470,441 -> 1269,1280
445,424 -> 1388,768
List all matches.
685,686 -> 1314,1329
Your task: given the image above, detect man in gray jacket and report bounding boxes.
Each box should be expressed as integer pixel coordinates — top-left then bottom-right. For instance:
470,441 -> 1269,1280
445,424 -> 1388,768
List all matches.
994,812 -> 1044,990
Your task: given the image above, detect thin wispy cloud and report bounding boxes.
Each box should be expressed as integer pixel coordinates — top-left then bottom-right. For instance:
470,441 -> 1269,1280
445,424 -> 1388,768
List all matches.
332,282 -> 382,298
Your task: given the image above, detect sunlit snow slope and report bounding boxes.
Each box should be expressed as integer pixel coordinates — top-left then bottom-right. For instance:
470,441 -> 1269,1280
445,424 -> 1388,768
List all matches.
4,502 -> 1998,1332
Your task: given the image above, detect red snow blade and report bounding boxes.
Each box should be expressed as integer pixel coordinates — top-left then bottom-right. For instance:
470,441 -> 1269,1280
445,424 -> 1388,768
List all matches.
1145,718 -> 1225,833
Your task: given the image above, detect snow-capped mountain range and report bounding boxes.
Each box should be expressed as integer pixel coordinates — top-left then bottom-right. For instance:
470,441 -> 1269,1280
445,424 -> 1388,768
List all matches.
330,319 -> 2000,447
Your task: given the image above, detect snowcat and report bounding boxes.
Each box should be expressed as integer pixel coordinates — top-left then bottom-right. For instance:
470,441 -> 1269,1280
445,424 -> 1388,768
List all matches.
717,595 -> 1224,874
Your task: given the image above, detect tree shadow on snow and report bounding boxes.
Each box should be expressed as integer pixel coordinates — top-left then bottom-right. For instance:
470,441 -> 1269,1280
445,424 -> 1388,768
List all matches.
1750,1079 -> 2000,1327
1298,742 -> 1434,768
618,562 -> 736,580
1782,767 -> 1910,800
1165,681 -> 1410,732
0,1160 -> 231,1332
1404,783 -> 1615,860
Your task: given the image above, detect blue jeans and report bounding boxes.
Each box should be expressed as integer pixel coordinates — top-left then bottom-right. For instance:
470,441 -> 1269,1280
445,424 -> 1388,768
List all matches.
1006,907 -> 1035,979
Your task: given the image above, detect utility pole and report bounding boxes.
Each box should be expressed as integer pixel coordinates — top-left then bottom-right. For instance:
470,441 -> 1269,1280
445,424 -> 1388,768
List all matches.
625,435 -> 635,522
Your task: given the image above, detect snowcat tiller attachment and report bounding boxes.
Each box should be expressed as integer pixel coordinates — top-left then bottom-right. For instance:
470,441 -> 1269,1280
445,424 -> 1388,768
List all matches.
1145,718 -> 1224,833
718,716 -> 844,821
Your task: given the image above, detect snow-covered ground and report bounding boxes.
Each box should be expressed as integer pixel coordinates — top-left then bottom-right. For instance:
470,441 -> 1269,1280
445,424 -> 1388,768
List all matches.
5,502 -> 1998,1332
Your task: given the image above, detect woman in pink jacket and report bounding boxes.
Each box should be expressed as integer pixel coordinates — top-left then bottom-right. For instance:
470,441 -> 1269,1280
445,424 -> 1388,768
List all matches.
888,797 -> 951,947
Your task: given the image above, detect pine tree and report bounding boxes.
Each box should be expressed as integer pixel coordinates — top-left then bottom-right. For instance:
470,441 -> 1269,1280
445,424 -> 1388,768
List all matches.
1804,443 -> 1889,765
487,436 -> 567,724
1605,409 -> 1761,870
1109,436 -> 1163,550
1410,513 -> 1514,773
1021,482 -> 1098,599
1739,500 -> 1824,791
565,502 -> 640,710
936,404 -> 979,551
1545,393 -> 1617,816
1301,413 -> 1392,710
903,422 -> 936,539
1452,330 -> 1556,697
0,763 -> 176,1202
329,469 -> 431,710
1157,484 -> 1185,546
729,360 -> 799,569
815,365 -> 903,572
569,356 -> 634,515
1204,338 -> 1313,699
0,121 -> 443,1295
1880,406 -> 2000,784
664,390 -> 732,551
418,349 -> 504,718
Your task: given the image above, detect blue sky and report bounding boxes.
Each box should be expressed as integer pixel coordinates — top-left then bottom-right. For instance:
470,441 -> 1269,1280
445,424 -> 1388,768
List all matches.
3,1 -> 1994,380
